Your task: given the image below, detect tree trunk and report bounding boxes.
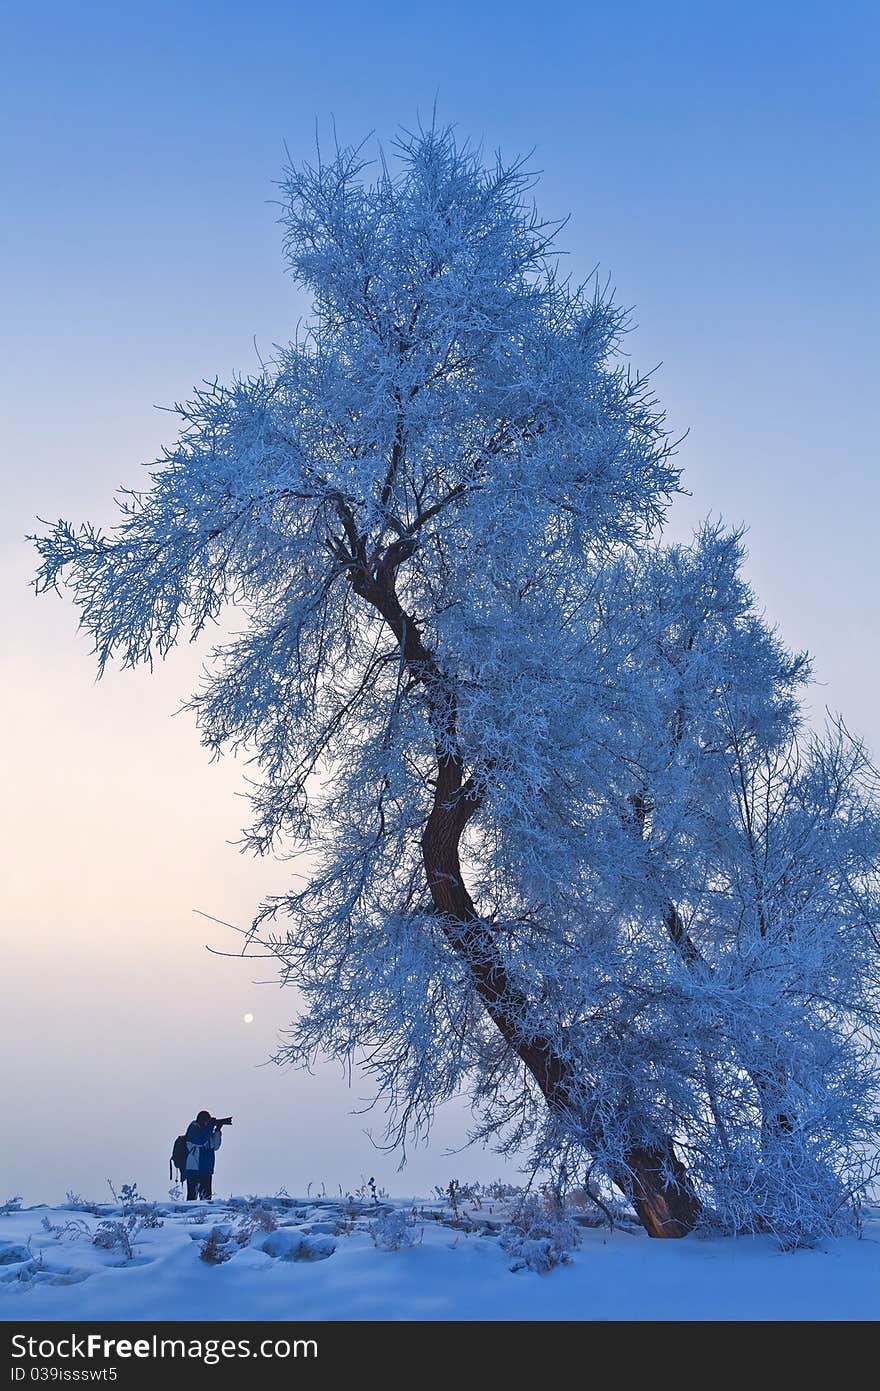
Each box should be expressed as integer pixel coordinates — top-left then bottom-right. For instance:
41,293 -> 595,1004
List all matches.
351,561 -> 701,1238
421,753 -> 700,1237
623,1143 -> 703,1238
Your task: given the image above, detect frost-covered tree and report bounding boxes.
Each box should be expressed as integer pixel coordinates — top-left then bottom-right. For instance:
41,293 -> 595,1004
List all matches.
32,125 -> 880,1241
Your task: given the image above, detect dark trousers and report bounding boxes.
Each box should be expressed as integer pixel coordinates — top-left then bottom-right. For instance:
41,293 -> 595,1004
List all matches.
186,1174 -> 213,1200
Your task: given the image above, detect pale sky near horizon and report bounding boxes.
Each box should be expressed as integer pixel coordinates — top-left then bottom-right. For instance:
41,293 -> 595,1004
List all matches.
1,0 -> 877,1203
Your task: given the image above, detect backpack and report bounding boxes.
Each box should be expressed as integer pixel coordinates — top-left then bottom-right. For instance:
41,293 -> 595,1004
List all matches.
170,1134 -> 189,1183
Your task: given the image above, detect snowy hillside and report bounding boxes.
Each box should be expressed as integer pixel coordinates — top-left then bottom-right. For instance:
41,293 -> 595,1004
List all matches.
1,1191 -> 878,1321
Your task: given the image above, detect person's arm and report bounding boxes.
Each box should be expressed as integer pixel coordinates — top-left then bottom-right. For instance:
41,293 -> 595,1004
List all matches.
210,1126 -> 222,1151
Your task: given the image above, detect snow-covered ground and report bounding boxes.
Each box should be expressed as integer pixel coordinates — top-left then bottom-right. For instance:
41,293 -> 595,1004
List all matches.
1,1194 -> 878,1321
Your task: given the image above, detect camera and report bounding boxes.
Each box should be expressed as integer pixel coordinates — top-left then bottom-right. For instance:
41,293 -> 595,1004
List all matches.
213,1116 -> 233,1128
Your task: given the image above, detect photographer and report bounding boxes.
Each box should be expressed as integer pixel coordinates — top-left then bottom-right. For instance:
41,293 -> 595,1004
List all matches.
183,1110 -> 232,1200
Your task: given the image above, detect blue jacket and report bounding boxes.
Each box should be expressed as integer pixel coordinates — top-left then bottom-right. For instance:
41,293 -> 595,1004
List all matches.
184,1120 -> 222,1176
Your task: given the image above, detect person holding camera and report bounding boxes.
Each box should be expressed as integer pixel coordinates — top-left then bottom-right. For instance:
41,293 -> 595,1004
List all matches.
183,1110 -> 232,1200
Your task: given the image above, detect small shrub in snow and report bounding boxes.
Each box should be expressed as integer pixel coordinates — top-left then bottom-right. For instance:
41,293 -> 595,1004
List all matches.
368,1208 -> 420,1251
437,1180 -> 480,1231
0,1197 -> 22,1216
93,1203 -> 162,1261
41,1216 -> 90,1241
353,1175 -> 387,1203
199,1230 -> 234,1265
233,1201 -> 278,1244
102,1180 -> 163,1232
63,1193 -> 104,1217
499,1194 -> 579,1273
442,1178 -> 517,1211
486,1182 -> 525,1202
108,1180 -> 141,1209
341,1196 -> 361,1223
92,1218 -> 139,1261
108,1181 -> 163,1222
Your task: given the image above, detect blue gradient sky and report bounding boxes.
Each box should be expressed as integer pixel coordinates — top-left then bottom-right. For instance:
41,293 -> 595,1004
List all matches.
1,1 -> 877,1202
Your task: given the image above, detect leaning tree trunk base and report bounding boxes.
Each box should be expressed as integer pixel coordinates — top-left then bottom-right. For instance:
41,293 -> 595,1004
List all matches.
621,1145 -> 702,1238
